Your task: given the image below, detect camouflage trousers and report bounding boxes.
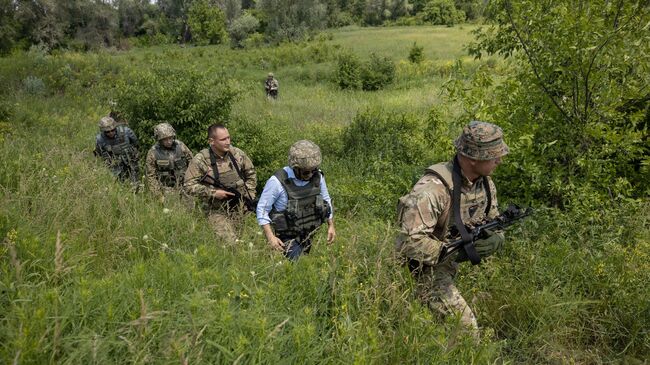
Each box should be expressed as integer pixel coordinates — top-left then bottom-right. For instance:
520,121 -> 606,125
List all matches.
206,210 -> 245,243
411,260 -> 479,335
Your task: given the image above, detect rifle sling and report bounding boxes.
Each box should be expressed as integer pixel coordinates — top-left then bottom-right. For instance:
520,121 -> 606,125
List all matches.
451,156 -> 483,265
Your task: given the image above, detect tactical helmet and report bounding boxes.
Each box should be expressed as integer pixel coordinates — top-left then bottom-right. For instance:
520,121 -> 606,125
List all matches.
98,116 -> 117,132
288,140 -> 321,170
268,72 -> 274,78
454,121 -> 509,160
153,122 -> 176,141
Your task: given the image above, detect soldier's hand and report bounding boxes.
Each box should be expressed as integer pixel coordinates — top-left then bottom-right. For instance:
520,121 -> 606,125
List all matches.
212,189 -> 236,200
268,236 -> 286,252
327,225 -> 336,244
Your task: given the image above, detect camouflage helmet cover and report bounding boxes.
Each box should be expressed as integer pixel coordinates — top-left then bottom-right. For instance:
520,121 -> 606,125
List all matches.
268,72 -> 274,78
288,140 -> 321,170
98,116 -> 116,132
154,122 -> 176,140
454,121 -> 509,160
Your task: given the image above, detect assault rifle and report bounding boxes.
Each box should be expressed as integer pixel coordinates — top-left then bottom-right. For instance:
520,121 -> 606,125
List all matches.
439,204 -> 533,263
200,173 -> 257,212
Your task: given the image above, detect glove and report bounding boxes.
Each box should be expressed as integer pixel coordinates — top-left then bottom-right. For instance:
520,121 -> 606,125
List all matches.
473,228 -> 504,259
454,229 -> 504,263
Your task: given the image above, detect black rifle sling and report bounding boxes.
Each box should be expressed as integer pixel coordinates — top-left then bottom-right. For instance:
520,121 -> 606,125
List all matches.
452,156 -> 482,265
208,148 -> 220,183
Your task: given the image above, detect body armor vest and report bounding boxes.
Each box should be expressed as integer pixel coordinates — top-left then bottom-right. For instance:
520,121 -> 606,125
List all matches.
205,149 -> 245,193
153,142 -> 188,187
99,126 -> 136,158
270,169 -> 331,240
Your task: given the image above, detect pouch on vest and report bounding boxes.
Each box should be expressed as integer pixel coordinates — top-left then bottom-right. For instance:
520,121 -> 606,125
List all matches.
270,211 -> 290,232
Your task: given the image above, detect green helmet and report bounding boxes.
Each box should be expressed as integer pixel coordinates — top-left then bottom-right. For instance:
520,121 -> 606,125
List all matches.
268,72 -> 274,78
98,116 -> 116,132
153,122 -> 176,141
454,121 -> 509,160
288,140 -> 321,170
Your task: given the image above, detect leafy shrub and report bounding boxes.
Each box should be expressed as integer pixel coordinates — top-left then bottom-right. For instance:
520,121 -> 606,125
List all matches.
23,76 -> 46,95
360,53 -> 395,91
187,0 -> 228,45
242,32 -> 265,48
229,13 -> 260,48
408,42 -> 424,64
334,108 -> 436,216
113,65 -> 238,152
335,51 -> 362,90
422,0 -> 466,26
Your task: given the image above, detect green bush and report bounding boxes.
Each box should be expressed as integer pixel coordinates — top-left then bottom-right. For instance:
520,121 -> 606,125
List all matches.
187,0 -> 228,45
408,42 -> 424,64
228,13 -> 260,48
335,51 -> 362,90
23,76 -> 46,95
422,0 -> 466,26
113,65 -> 238,152
360,53 -> 396,91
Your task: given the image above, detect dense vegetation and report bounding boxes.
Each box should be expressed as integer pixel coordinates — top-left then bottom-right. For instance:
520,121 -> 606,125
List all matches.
0,0 -> 488,54
1,2 -> 649,363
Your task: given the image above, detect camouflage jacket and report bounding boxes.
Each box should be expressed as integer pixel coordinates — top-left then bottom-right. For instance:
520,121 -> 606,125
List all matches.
395,160 -> 499,266
94,125 -> 139,174
265,78 -> 279,91
184,147 -> 257,211
145,140 -> 193,196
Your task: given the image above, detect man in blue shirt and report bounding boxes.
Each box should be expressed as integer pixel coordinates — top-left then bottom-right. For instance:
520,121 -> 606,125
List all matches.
256,140 -> 336,259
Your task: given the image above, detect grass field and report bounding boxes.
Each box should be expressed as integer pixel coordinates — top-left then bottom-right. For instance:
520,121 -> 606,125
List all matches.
0,25 -> 648,364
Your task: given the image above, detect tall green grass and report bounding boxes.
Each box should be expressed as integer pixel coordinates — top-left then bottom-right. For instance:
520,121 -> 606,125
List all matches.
1,25 -> 648,364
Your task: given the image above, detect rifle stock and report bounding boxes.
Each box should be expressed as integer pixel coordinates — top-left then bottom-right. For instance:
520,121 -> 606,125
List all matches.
201,173 -> 257,212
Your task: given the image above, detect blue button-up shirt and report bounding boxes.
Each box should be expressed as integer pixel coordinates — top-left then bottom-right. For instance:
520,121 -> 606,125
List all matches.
256,166 -> 333,225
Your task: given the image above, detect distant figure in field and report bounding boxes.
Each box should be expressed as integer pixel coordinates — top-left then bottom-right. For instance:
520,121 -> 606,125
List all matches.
256,140 -> 336,260
145,122 -> 193,201
94,116 -> 141,188
184,124 -> 257,242
265,72 -> 279,100
395,121 -> 510,338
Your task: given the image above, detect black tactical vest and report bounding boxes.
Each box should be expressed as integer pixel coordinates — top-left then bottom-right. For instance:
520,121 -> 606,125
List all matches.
270,169 -> 331,240
153,142 -> 188,187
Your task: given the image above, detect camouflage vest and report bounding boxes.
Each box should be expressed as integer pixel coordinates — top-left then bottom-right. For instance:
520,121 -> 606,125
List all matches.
425,162 -> 492,232
270,169 -> 331,240
153,142 -> 188,187
206,149 -> 246,193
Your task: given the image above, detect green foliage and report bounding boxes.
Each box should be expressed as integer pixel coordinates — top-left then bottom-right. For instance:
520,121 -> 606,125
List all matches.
360,53 -> 396,91
113,65 -> 237,152
422,0 -> 466,26
408,42 -> 425,64
257,0 -> 327,42
22,76 -> 46,95
335,51 -> 362,90
228,12 -> 260,48
463,0 -> 650,206
187,0 -> 227,45
335,51 -> 396,91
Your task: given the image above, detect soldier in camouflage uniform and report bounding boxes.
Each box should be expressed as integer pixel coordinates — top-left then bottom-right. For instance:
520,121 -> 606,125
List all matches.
184,124 -> 257,242
396,121 -> 509,336
265,72 -> 279,100
145,123 -> 193,200
94,116 -> 141,187
256,140 -> 336,260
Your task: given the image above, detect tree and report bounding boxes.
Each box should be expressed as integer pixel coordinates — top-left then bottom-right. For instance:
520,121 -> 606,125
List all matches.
256,0 -> 327,42
228,12 -> 260,48
464,0 -> 650,205
187,0 -> 227,45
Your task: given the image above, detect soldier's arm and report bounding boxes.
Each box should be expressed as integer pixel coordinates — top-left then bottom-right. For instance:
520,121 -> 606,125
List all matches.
240,152 -> 257,199
145,149 -> 162,196
183,154 -> 215,199
396,190 -> 449,266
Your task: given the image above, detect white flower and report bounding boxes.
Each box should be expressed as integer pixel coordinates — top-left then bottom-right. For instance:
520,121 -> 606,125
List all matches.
143,234 -> 150,241
162,208 -> 171,214
248,242 -> 254,249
